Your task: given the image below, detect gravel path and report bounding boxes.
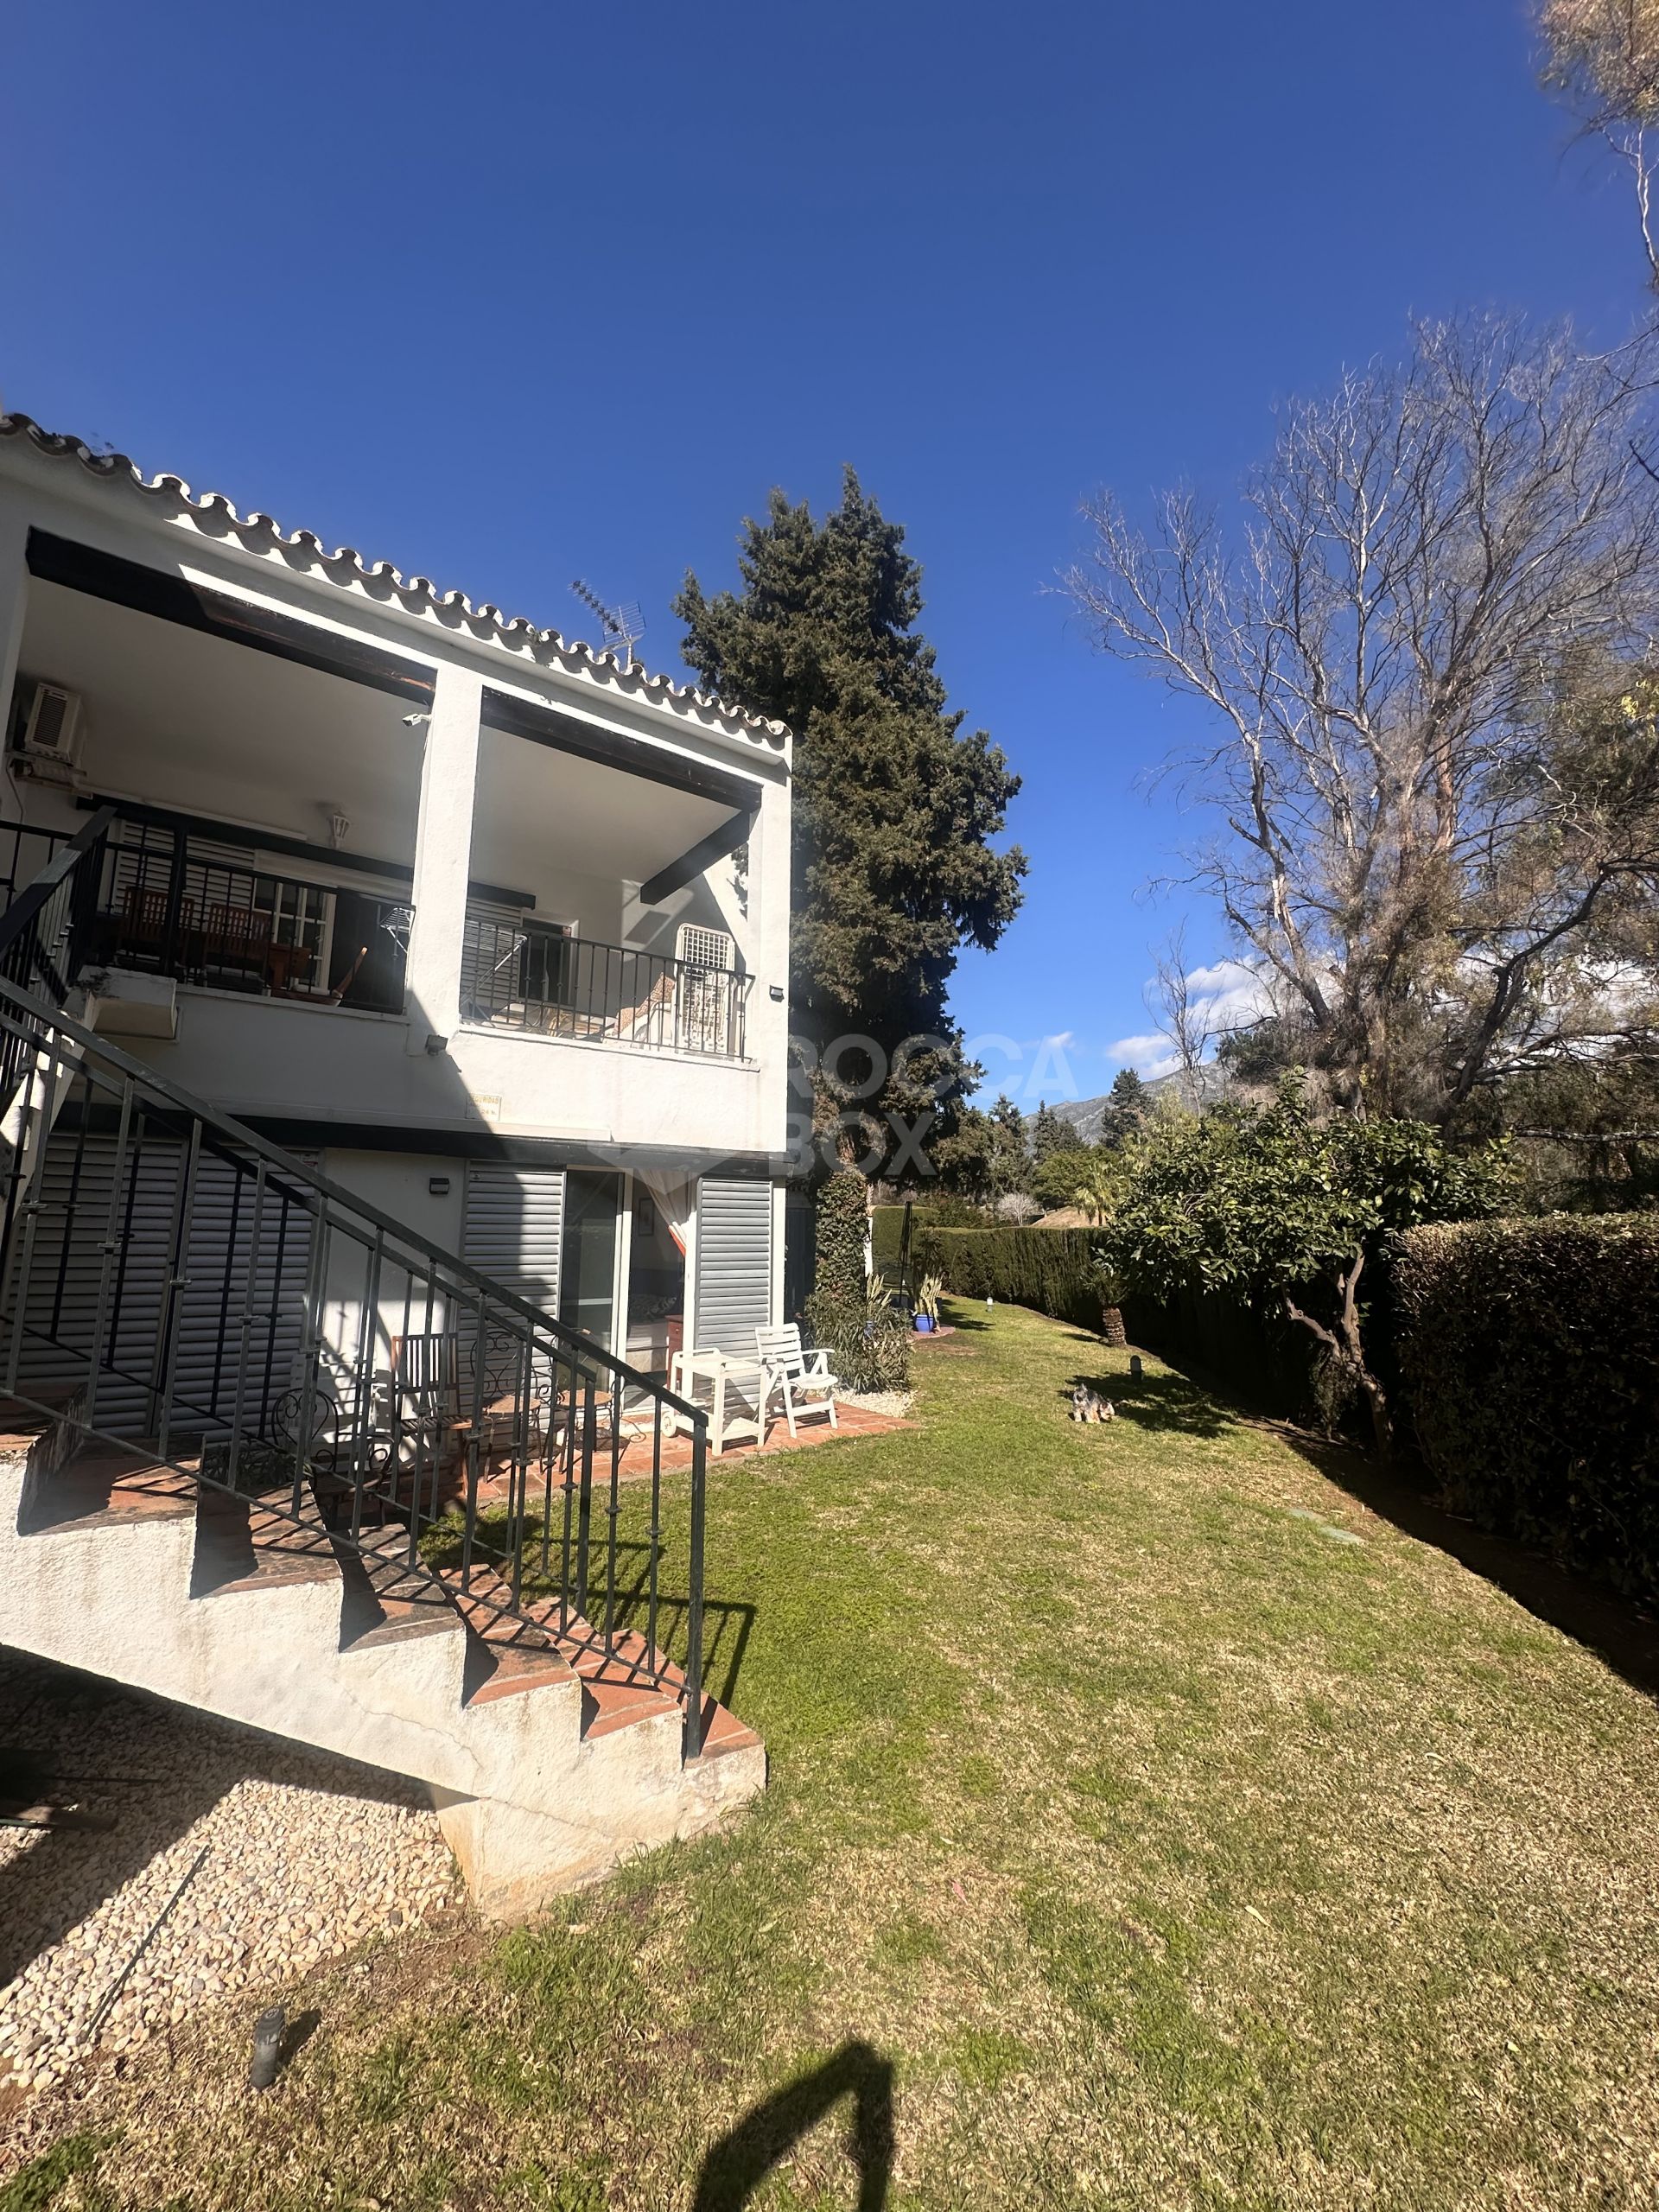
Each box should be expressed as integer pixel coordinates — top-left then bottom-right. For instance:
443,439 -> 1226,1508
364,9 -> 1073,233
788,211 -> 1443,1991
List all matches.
0,1651 -> 461,2101
838,1388 -> 914,1420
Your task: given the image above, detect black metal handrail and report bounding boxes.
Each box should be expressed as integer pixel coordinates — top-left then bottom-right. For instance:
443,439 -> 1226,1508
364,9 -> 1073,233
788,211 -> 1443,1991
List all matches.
0,969 -> 713,1755
0,809 -> 116,1101
462,912 -> 750,1058
0,820 -> 77,913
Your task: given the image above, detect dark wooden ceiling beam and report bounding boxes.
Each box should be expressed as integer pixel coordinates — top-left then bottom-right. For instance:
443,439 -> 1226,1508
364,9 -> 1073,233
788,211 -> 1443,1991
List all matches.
638,806 -> 755,906
26,530 -> 436,704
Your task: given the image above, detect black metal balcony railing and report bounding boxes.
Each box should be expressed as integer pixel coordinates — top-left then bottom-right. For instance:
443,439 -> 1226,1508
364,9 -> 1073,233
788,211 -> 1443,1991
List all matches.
86,826 -> 410,1015
462,912 -> 750,1059
0,816 -> 752,1060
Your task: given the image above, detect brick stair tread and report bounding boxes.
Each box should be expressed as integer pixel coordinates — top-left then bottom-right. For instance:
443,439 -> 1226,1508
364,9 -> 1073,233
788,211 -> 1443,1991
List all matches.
467,1641 -> 577,1705
332,1527 -> 465,1650
428,1563 -> 579,1708
497,1592 -> 756,1758
193,1486 -> 340,1598
0,1383 -> 79,1449
24,1443 -> 201,1532
353,1547 -> 759,1760
582,1674 -> 681,1738
341,1587 -> 467,1650
694,1699 -> 763,1762
435,1563 -> 561,1649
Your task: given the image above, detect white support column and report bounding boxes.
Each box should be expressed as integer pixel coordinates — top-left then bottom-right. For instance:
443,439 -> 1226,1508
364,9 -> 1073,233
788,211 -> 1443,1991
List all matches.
403,664 -> 482,1053
0,505 -> 31,749
749,769 -> 792,1147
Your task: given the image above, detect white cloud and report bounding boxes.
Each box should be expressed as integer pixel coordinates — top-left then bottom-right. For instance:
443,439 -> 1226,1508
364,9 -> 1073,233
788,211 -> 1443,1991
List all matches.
1104,1032 -> 1181,1078
1181,959 -> 1276,1032
1107,957 -> 1275,1080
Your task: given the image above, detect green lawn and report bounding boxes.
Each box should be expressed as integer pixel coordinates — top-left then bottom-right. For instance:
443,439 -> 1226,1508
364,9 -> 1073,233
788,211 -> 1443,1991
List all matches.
12,1301 -> 1659,2210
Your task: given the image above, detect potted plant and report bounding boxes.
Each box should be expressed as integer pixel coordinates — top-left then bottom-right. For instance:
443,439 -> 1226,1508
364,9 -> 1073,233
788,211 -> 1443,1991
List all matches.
913,1273 -> 943,1333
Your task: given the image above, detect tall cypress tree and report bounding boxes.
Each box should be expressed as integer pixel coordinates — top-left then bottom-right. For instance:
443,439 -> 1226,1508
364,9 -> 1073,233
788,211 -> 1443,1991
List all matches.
675,470 -> 1026,1158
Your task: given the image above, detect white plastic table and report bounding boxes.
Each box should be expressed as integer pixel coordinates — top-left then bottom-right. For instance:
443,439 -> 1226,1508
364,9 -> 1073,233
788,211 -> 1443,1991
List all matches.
671,1347 -> 768,1456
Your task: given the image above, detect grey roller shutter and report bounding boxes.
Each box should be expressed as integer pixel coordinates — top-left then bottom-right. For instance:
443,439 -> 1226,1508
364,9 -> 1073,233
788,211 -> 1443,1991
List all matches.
10,1125 -> 315,1439
461,1165 -> 564,1320
693,1178 -> 773,1357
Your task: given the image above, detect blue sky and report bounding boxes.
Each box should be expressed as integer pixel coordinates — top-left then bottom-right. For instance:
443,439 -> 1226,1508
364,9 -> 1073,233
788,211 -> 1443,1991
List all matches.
1,0 -> 1646,1104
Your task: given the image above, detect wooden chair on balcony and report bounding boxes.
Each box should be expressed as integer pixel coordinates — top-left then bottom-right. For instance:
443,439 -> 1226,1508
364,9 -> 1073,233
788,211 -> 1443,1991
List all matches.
116,884 -> 194,970
390,1332 -> 533,1479
390,1332 -> 469,1472
264,939 -> 317,996
197,900 -> 275,990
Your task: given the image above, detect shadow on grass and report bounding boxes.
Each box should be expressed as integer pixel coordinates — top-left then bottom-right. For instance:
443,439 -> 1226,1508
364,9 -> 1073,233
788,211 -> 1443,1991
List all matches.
1287,1429 -> 1659,1706
692,2038 -> 894,2210
1058,1328 -> 1659,1704
431,1525 -> 758,1714
1063,1364 -> 1230,1440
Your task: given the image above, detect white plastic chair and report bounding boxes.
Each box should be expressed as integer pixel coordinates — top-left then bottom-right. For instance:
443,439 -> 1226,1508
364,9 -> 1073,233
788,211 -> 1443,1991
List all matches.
755,1324 -> 839,1440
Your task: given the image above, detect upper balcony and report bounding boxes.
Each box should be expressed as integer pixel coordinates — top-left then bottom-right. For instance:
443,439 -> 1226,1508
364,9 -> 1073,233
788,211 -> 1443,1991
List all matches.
0,509 -> 788,1152
37,815 -> 752,1061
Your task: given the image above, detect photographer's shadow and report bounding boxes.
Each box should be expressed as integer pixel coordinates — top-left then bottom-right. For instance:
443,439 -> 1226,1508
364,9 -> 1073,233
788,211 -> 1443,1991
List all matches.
692,2039 -> 894,2210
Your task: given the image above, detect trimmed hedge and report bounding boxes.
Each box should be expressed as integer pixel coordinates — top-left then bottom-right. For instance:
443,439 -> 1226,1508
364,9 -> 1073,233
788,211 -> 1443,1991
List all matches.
913,1225 -> 1112,1332
914,1224 -> 1333,1422
873,1201 -> 990,1276
1394,1215 -> 1659,1607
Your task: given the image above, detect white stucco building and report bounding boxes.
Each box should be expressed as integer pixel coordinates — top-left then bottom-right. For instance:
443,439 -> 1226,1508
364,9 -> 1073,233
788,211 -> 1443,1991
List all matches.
0,415 -> 793,1383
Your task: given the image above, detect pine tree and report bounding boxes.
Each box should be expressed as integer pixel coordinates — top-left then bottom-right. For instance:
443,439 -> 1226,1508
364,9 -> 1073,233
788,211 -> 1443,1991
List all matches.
1102,1068 -> 1152,1147
675,471 -> 1026,1158
1032,1101 -> 1072,1163
988,1094 -> 1032,1196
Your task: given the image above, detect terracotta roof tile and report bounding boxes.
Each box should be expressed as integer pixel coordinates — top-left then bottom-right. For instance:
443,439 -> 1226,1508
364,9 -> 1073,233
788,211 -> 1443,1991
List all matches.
0,413 -> 788,753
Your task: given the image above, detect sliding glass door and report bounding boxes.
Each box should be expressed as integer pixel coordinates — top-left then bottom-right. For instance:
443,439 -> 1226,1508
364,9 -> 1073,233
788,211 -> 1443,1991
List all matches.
558,1171 -> 620,1352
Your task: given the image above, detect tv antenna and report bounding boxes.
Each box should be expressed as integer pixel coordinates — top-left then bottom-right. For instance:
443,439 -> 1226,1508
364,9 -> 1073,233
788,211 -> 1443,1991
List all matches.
569,579 -> 645,671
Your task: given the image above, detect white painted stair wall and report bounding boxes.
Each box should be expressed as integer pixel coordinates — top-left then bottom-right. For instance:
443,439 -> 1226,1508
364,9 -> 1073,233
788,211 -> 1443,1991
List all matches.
0,1421 -> 763,1919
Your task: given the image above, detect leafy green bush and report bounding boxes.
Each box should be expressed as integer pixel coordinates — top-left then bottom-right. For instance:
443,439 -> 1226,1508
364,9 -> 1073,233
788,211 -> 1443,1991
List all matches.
1032,1146 -> 1099,1211
1095,1077 -> 1516,1452
807,1172 -> 911,1392
1394,1214 -> 1659,1605
815,1171 -> 868,1305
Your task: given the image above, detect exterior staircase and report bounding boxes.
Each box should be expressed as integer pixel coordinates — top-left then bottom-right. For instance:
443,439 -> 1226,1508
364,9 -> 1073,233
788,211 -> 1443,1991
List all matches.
0,830 -> 765,1919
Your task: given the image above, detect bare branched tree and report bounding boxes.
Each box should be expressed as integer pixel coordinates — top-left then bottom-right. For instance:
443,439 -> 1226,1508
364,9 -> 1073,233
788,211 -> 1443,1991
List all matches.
1150,925 -> 1211,1110
1541,0 -> 1659,286
1065,315 -> 1659,1118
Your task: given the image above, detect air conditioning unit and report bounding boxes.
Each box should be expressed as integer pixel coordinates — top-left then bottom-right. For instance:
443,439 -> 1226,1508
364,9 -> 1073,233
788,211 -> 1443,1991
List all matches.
676,924 -> 734,971
16,681 -> 83,766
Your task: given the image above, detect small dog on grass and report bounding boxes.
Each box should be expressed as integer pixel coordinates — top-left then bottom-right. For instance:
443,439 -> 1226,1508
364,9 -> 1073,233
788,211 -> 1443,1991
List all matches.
1071,1386 -> 1116,1424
